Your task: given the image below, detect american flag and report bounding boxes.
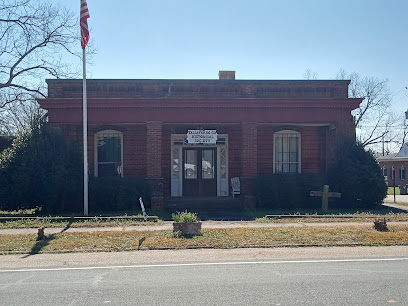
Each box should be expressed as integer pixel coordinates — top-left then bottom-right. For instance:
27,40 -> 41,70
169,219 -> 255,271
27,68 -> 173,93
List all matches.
80,0 -> 90,49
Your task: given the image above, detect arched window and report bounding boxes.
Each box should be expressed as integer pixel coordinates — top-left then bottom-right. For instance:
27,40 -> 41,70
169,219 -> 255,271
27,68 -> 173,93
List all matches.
273,130 -> 301,173
94,130 -> 123,177
382,167 -> 387,177
401,166 -> 406,180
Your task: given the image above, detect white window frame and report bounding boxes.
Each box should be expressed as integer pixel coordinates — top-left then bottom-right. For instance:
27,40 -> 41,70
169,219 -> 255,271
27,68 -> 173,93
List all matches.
382,166 -> 387,177
94,130 -> 124,177
401,166 -> 406,180
273,130 -> 301,173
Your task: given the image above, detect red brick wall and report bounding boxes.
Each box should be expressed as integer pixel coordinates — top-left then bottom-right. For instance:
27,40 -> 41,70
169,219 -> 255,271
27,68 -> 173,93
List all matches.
55,122 -> 339,198
146,122 -> 162,179
257,125 -> 274,174
301,126 -> 327,174
161,125 -> 172,197
226,125 -> 242,179
257,125 -> 328,176
122,125 -> 147,177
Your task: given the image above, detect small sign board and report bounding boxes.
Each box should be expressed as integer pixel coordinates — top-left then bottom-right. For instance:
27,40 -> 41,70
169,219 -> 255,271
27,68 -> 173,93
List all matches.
187,130 -> 217,144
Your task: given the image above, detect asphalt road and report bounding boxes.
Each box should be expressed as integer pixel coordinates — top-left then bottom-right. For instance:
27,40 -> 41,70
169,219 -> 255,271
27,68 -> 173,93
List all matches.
1,247 -> 408,305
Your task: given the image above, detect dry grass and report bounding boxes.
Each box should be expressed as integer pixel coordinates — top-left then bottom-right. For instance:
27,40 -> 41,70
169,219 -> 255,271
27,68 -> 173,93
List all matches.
3,224 -> 408,254
0,218 -> 163,229
256,213 -> 408,223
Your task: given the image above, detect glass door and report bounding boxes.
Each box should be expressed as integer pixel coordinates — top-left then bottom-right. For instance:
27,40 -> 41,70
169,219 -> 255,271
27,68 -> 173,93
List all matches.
183,148 -> 217,197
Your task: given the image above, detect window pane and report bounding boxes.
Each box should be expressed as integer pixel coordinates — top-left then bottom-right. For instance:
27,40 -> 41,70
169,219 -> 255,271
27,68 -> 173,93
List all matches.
202,150 -> 215,179
282,152 -> 289,162
275,137 -> 282,162
220,147 -> 227,179
184,150 -> 197,179
289,163 -> 298,173
289,152 -> 297,162
98,135 -> 121,163
289,136 -> 297,152
282,136 -> 289,153
172,148 -> 179,179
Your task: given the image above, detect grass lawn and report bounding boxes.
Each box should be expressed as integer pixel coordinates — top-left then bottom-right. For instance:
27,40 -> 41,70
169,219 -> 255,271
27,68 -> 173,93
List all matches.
1,205 -> 408,228
2,225 -> 408,254
0,218 -> 164,229
388,187 -> 401,195
1,210 -> 408,229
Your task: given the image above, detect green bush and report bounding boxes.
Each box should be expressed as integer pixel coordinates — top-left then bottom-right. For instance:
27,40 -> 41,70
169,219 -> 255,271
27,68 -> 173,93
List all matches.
328,139 -> 387,209
255,173 -> 324,209
0,135 -> 14,152
172,210 -> 200,223
89,177 -> 151,212
0,116 -> 83,213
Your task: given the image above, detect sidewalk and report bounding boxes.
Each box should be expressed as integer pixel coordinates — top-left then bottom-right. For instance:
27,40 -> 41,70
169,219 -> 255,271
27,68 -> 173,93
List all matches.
2,220 -> 408,236
384,194 -> 408,204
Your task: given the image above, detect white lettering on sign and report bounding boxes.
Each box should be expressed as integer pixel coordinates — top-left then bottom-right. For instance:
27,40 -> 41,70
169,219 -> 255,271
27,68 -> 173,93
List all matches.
187,130 -> 218,144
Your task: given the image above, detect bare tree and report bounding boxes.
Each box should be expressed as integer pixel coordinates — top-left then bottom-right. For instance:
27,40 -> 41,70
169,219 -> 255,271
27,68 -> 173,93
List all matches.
0,0 -> 82,133
336,69 -> 392,148
0,98 -> 45,135
302,69 -> 319,80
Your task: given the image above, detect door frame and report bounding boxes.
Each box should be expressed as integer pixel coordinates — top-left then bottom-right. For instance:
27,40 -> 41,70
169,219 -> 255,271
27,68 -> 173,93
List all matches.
171,134 -> 229,197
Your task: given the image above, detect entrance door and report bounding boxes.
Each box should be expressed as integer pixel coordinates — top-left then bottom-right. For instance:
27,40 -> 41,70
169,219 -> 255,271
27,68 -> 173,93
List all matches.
183,148 -> 217,196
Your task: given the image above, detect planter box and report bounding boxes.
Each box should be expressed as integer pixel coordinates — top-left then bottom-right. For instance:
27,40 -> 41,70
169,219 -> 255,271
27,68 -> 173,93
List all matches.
173,222 -> 202,235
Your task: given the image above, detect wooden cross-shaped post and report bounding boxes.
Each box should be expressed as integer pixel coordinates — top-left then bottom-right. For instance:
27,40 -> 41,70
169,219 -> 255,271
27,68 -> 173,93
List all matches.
310,185 -> 341,211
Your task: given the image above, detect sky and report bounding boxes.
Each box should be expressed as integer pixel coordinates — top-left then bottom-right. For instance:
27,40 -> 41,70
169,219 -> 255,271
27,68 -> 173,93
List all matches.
61,0 -> 408,113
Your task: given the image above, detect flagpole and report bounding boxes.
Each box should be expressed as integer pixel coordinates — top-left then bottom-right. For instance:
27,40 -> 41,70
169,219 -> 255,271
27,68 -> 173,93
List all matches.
83,47 -> 89,216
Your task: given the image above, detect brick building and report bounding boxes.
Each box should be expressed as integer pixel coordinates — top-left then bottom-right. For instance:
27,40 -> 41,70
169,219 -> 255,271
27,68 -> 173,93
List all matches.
377,143 -> 408,188
38,72 -> 361,208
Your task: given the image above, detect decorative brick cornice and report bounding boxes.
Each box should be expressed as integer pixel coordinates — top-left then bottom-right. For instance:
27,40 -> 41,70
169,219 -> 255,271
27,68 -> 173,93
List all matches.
45,79 -> 352,100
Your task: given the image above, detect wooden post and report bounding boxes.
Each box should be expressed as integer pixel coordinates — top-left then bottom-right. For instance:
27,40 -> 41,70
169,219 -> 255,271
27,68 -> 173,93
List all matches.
310,185 -> 341,212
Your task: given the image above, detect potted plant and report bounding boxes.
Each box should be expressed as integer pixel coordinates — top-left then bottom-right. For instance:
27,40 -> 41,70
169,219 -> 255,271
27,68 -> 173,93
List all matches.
172,210 -> 201,235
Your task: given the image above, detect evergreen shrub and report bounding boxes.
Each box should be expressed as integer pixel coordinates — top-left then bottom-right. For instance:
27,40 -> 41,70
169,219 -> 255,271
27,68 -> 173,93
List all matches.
0,135 -> 14,152
255,173 -> 324,209
328,139 -> 387,209
89,177 -> 151,212
0,116 -> 83,213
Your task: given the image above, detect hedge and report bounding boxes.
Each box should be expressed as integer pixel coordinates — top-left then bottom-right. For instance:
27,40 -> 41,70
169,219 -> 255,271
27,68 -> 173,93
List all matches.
255,173 -> 325,209
328,139 -> 387,209
89,176 -> 151,212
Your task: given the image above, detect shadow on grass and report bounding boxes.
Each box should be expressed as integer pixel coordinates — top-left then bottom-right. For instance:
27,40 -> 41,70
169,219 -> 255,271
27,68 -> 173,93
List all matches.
172,231 -> 202,239
21,219 -> 74,258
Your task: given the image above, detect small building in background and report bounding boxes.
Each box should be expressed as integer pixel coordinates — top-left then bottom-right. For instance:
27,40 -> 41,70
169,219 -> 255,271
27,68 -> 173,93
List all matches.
377,143 -> 408,188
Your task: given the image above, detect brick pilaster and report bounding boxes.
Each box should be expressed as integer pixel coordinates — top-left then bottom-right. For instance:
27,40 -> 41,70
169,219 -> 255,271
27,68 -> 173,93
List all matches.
241,122 -> 258,208
146,122 -> 164,208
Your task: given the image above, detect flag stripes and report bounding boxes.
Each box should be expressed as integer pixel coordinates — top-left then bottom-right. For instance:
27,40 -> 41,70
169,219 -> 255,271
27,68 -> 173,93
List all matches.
80,0 -> 90,49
